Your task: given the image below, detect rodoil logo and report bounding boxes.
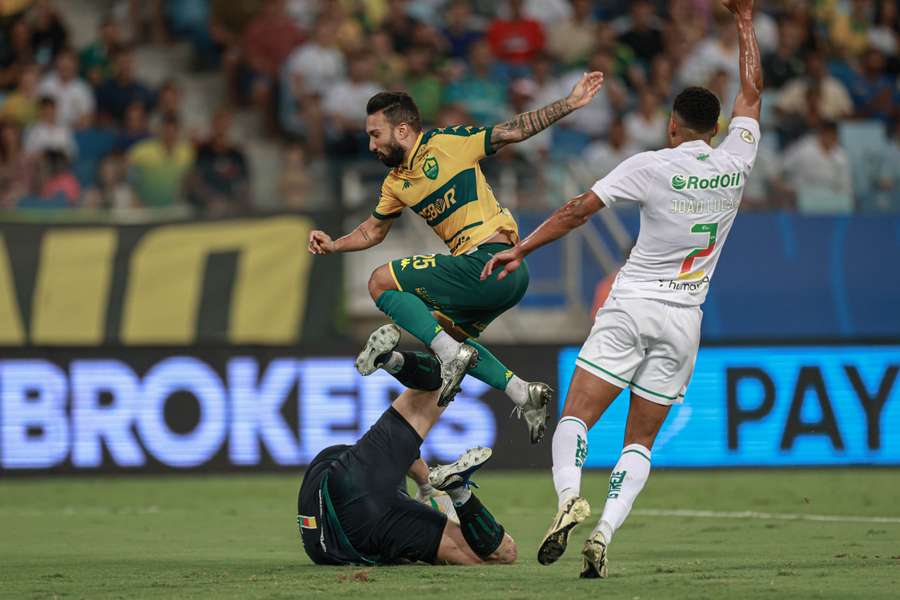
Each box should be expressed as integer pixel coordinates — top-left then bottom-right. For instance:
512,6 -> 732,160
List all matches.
671,172 -> 742,191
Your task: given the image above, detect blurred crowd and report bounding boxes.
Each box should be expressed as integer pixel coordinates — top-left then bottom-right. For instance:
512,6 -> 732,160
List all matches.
1,0 -> 898,214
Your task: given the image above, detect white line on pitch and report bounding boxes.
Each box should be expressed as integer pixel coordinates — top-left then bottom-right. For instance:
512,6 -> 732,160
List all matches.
633,508 -> 900,524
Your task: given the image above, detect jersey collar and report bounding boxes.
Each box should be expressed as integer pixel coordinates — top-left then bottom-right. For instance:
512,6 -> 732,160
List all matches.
404,131 -> 425,170
678,139 -> 711,150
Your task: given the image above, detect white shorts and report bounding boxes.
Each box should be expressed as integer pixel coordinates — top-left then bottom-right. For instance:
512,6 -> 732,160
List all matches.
575,296 -> 702,405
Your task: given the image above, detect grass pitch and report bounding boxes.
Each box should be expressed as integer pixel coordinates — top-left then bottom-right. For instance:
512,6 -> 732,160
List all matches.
2,470 -> 898,599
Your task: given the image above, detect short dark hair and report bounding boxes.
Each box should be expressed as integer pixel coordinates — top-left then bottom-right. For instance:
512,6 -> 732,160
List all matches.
672,87 -> 720,133
366,91 -> 421,132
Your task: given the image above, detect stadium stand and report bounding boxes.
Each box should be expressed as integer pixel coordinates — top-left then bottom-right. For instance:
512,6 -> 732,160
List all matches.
0,0 -> 896,214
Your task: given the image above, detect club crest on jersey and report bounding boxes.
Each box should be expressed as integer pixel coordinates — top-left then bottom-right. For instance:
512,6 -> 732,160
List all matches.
423,156 -> 439,180
740,129 -> 755,144
671,172 -> 742,191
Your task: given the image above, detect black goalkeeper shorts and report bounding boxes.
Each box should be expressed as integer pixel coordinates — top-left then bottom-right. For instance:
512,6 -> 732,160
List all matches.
298,407 -> 447,565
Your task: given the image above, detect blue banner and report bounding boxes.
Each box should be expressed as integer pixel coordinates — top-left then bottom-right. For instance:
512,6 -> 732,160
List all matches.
558,346 -> 900,467
522,213 -> 900,340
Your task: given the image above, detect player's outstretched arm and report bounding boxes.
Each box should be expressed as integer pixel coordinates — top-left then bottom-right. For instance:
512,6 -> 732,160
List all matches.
307,215 -> 394,255
481,190 -> 604,281
489,71 -> 604,152
725,0 -> 762,121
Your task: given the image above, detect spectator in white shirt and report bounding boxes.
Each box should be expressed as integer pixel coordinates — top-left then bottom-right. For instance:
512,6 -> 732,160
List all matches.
779,121 -> 854,214
584,118 -> 641,180
624,90 -> 668,151
777,52 -> 853,123
556,49 -> 627,138
38,48 -> 95,129
24,96 -> 77,159
283,19 -> 345,97
678,16 -> 739,99
323,53 -> 383,156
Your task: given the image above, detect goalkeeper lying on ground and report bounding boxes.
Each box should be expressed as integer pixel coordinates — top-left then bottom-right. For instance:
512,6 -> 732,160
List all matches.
297,385 -> 516,566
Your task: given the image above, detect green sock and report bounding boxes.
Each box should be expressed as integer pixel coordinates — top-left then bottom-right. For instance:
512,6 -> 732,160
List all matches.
456,493 -> 506,558
464,339 -> 514,391
375,290 -> 442,346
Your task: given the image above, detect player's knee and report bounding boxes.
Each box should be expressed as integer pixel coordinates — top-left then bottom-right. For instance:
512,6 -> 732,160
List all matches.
368,265 -> 396,301
624,424 -> 659,449
561,388 -> 604,426
561,390 -> 592,418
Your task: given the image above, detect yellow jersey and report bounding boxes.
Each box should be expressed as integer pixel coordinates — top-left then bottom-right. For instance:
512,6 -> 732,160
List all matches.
373,126 -> 519,256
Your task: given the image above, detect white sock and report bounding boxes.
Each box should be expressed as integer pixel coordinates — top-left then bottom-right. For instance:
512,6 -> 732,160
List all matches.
594,443 -> 652,544
447,486 -> 472,507
382,351 -> 404,374
551,416 -> 589,510
505,375 -> 528,408
430,330 -> 461,364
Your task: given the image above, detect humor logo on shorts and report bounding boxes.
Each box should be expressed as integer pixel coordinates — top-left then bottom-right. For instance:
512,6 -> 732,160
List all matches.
423,156 -> 439,180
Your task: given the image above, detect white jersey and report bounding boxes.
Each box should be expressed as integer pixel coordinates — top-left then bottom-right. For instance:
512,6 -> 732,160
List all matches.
591,116 -> 761,306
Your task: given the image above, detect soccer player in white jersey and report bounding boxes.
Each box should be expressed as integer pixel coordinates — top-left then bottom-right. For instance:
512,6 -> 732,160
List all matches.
481,0 -> 763,580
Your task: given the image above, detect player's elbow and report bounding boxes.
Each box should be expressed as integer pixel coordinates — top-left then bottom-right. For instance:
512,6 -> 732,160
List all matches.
734,91 -> 762,119
366,225 -> 388,246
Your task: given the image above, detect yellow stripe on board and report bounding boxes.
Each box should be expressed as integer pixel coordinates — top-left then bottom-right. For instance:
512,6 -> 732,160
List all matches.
122,216 -> 313,345
31,229 -> 117,344
0,234 -> 25,344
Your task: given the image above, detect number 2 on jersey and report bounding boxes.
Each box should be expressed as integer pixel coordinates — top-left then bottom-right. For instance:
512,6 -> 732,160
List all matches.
678,223 -> 718,280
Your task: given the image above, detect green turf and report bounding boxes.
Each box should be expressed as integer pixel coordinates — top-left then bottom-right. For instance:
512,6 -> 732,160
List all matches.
1,470 -> 898,599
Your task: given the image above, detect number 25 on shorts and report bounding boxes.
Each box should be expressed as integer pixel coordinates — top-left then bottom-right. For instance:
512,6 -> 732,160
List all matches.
678,222 -> 717,280
400,255 -> 437,270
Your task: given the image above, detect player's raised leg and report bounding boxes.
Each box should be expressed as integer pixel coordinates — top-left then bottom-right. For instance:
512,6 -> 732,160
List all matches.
463,338 -> 552,444
581,392 -> 670,578
430,447 -> 517,564
368,265 -> 477,404
368,260 -> 551,436
356,323 -> 443,391
538,367 -> 623,565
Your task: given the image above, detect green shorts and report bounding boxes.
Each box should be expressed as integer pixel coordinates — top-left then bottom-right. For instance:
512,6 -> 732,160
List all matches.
388,243 -> 529,338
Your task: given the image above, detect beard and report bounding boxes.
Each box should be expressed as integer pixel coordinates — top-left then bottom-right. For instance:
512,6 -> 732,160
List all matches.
374,140 -> 405,167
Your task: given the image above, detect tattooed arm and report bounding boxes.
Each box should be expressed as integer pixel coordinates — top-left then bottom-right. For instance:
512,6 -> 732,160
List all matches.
308,215 -> 394,254
489,71 -> 604,152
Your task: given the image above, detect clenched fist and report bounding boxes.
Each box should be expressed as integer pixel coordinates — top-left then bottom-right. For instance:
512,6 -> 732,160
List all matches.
308,230 -> 335,255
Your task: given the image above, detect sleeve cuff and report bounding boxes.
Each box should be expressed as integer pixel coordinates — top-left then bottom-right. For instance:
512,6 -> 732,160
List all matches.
372,210 -> 402,220
483,126 -> 496,156
729,116 -> 761,137
590,180 -> 613,206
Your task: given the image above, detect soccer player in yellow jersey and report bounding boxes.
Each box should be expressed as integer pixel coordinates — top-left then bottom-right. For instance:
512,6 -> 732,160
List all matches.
308,74 -> 604,443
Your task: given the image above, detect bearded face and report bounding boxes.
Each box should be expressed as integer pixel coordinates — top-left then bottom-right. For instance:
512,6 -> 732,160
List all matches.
374,135 -> 406,167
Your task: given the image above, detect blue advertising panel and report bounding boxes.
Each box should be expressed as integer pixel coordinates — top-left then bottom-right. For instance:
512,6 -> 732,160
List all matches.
558,346 -> 900,467
0,353 -> 502,474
